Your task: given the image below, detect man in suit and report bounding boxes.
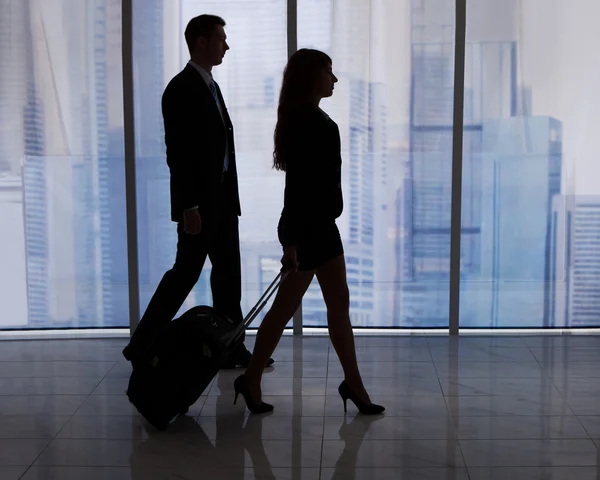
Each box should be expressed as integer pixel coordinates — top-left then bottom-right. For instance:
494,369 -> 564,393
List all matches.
123,14 -> 274,369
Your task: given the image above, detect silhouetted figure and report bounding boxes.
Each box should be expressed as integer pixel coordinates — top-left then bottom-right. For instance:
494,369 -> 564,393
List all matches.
123,14 -> 273,369
231,49 -> 384,415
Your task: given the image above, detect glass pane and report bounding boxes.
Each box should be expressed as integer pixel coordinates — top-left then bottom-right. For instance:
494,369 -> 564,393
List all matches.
0,1 -> 128,329
460,0 -> 600,328
133,1 -> 288,327
298,0 -> 455,327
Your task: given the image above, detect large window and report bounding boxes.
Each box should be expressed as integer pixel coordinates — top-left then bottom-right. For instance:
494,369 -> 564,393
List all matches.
133,1 -> 288,325
0,0 -> 128,329
459,0 -> 600,328
298,0 -> 455,327
3,0 -> 599,332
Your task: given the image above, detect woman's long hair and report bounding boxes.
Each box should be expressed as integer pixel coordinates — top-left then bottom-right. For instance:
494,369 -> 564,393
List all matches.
273,48 -> 332,171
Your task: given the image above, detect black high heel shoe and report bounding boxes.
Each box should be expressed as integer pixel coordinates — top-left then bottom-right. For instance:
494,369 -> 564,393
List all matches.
233,375 -> 274,414
338,380 -> 385,415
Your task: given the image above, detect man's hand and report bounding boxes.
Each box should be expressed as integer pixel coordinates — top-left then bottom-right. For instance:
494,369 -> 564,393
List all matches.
183,209 -> 202,235
281,246 -> 299,272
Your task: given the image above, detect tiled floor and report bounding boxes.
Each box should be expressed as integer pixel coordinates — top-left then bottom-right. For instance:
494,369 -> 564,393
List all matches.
1,335 -> 600,479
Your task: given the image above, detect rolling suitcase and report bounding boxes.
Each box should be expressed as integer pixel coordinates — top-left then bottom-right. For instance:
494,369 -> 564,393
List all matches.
126,270 -> 286,431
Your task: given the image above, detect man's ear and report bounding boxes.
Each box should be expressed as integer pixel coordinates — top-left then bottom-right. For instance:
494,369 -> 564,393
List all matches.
195,36 -> 207,51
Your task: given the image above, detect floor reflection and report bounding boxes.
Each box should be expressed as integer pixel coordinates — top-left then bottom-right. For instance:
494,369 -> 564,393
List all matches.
2,335 -> 600,479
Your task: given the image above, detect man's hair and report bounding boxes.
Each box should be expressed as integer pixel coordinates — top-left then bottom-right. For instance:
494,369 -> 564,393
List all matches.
184,14 -> 226,55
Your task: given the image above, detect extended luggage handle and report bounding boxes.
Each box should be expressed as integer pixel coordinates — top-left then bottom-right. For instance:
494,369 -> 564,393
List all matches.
243,270 -> 288,328
224,269 -> 289,348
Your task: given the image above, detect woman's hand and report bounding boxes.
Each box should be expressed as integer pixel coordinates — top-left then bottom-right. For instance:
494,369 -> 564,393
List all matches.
281,246 -> 299,272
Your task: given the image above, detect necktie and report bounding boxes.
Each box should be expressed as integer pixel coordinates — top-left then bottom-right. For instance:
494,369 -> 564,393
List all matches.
208,79 -> 229,172
208,80 -> 224,119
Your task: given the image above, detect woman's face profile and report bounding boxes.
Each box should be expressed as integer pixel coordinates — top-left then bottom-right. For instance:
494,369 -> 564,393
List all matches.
316,63 -> 338,99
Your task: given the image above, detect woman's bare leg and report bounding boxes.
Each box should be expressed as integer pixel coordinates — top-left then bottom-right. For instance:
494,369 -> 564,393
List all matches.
243,270 -> 315,403
316,255 -> 371,404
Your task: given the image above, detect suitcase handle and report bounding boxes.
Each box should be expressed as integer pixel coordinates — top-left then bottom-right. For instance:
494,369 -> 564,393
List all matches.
243,270 -> 286,327
225,269 -> 289,348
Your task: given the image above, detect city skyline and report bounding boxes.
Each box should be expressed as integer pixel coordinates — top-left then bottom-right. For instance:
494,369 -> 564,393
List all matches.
1,0 -> 599,329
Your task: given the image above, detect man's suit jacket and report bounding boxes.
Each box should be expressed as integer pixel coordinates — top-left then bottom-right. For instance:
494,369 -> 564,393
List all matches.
162,64 -> 241,223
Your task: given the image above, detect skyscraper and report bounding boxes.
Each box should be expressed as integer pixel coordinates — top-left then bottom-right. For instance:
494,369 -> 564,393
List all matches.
0,0 -> 31,175
0,174 -> 28,327
550,195 -> 600,327
21,0 -> 48,328
298,0 -> 385,327
55,0 -> 114,327
397,0 -> 520,327
461,116 -> 562,327
130,0 -> 172,320
67,0 -> 128,327
96,0 -> 118,327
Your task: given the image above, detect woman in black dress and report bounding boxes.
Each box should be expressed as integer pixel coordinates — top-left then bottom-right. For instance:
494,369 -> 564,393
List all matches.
233,49 -> 384,415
